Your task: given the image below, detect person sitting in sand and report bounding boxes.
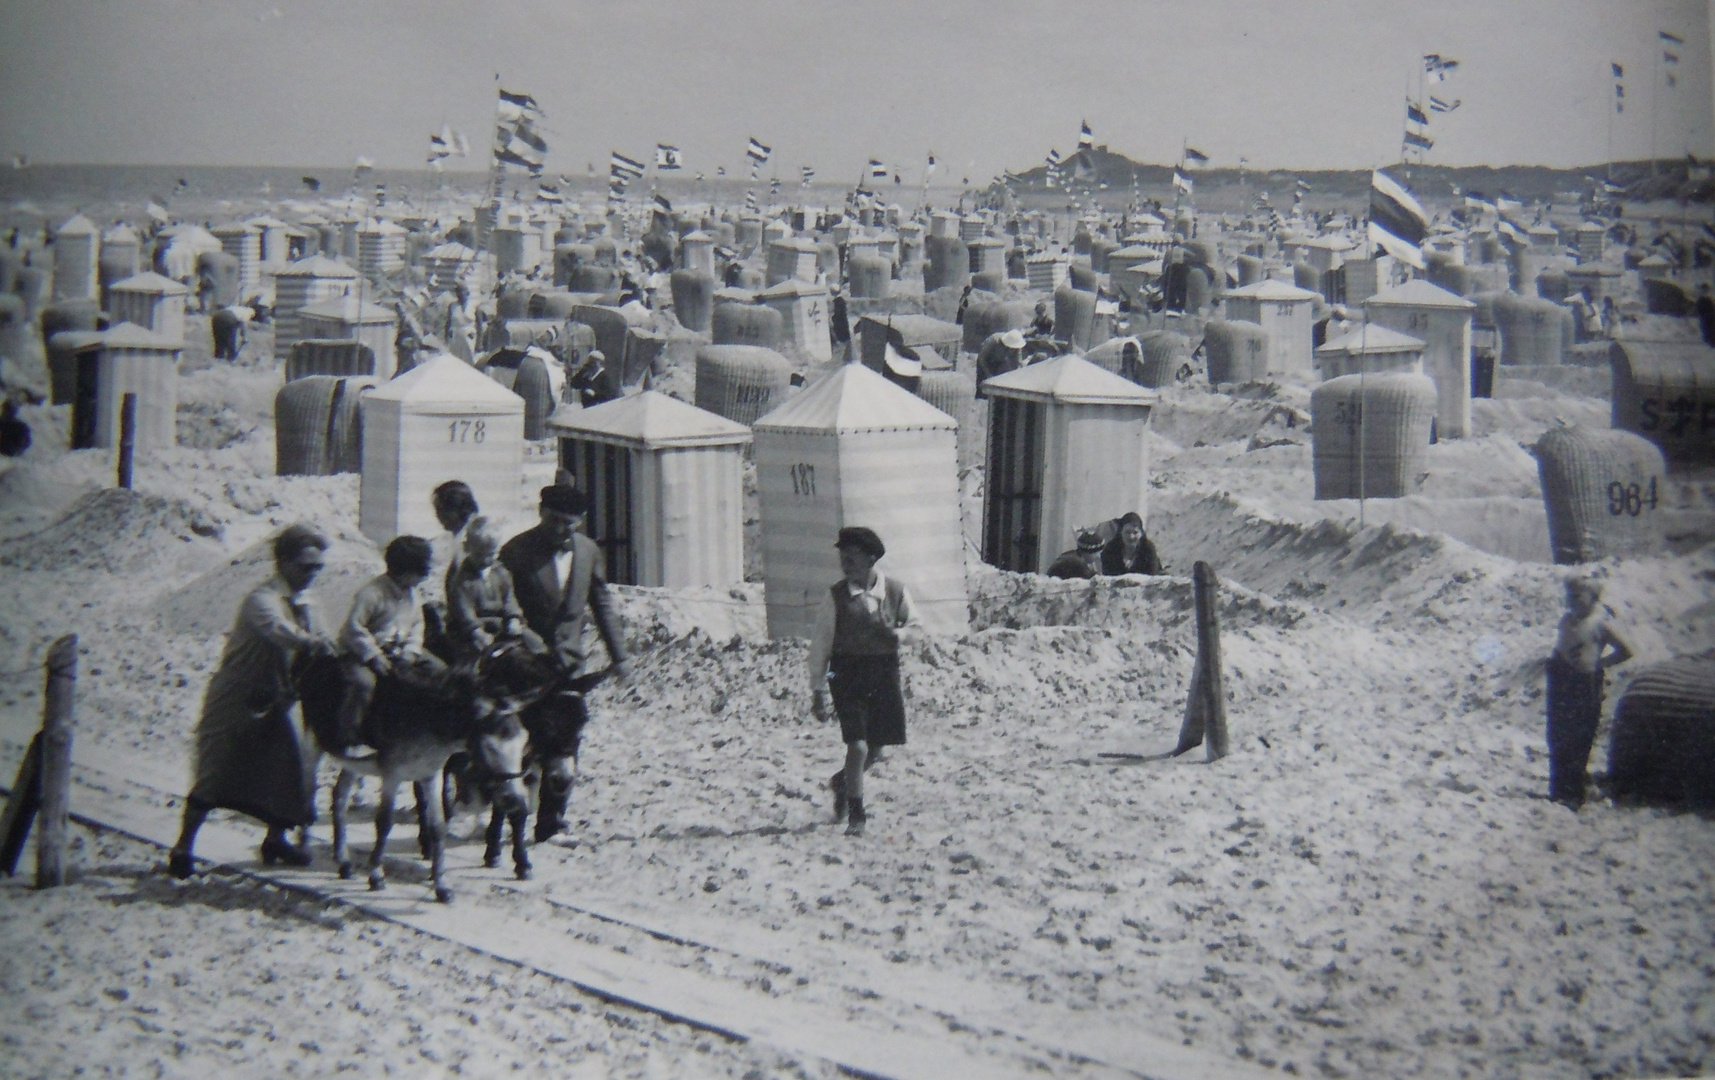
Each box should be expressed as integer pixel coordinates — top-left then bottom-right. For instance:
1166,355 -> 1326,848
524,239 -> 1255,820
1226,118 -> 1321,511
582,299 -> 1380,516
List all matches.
332,536 -> 447,751
1029,299 -> 1054,338
446,517 -> 544,665
1046,528 -> 1106,580
1546,575 -> 1633,807
1100,511 -> 1163,576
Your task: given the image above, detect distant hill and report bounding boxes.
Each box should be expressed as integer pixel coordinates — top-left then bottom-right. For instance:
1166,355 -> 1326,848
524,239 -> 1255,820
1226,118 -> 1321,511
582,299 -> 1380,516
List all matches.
1003,146 -> 1715,206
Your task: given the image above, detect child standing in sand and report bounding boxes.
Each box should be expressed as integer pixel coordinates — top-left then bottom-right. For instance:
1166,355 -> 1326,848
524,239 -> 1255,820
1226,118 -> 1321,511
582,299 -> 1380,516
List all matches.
808,527 -> 920,837
1546,575 -> 1633,807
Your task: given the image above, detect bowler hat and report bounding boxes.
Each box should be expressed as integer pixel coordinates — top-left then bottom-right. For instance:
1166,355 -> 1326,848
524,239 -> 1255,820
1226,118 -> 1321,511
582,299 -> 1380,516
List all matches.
539,484 -> 587,516
835,526 -> 885,559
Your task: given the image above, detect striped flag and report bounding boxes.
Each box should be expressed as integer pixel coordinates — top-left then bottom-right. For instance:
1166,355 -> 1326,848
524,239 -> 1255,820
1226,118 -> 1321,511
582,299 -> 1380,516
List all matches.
869,158 -> 888,180
1659,29 -> 1684,44
656,144 -> 682,170
1407,100 -> 1429,126
428,125 -> 452,169
654,192 -> 672,212
536,181 -> 563,204
1183,146 -> 1210,164
716,165 -> 726,177
746,138 -> 771,164
610,151 -> 646,180
801,165 -> 815,186
1423,54 -> 1459,83
770,177 -> 782,195
1172,169 -> 1193,195
1404,130 -> 1434,151
1428,96 -> 1460,114
1046,148 -> 1062,168
1078,120 -> 1093,150
744,190 -> 757,211
1369,169 -> 1429,268
497,88 -> 542,124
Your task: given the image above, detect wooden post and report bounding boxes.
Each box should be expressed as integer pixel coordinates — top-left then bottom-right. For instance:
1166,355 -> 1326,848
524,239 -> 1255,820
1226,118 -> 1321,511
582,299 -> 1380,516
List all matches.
1193,562 -> 1229,762
1168,563 -> 1229,761
0,734 -> 42,876
36,634 -> 78,888
117,392 -> 137,489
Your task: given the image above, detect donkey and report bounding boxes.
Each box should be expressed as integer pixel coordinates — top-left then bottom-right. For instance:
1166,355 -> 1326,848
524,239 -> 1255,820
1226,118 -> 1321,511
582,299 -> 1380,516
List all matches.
297,652 -> 532,902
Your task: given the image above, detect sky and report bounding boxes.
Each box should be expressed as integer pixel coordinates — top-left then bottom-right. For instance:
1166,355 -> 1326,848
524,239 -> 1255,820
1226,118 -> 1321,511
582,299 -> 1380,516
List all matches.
1,0 -> 1710,180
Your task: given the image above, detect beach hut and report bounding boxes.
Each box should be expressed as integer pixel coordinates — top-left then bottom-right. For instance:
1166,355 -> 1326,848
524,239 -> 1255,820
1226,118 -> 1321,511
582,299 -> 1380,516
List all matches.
1315,324 -> 1425,379
358,353 -> 525,545
246,215 -> 294,266
1565,264 -> 1622,304
1025,252 -> 1070,291
1311,372 -> 1437,499
298,297 -> 397,381
66,323 -> 181,452
1299,235 -> 1353,274
1342,255 -> 1391,305
679,231 -> 715,275
52,214 -> 100,302
1363,278 -> 1476,438
46,330 -> 105,406
1495,294 -> 1568,366
105,272 -> 189,344
969,237 -> 1008,278
286,339 -> 375,382
357,219 -> 408,280
1534,426 -> 1666,564
757,278 -> 832,362
980,354 -> 1155,576
421,241 -> 476,291
548,391 -> 751,588
930,211 -> 960,239
1222,279 -> 1319,375
752,363 -> 967,638
1576,222 -> 1607,265
1609,339 -> 1715,467
271,255 -> 359,361
98,224 -> 142,307
210,222 -> 261,297
855,314 -> 963,373
766,238 -> 819,286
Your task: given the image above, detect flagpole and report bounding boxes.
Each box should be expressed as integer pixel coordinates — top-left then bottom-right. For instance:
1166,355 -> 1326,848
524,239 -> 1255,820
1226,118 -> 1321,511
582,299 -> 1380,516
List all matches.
1651,45 -> 1660,174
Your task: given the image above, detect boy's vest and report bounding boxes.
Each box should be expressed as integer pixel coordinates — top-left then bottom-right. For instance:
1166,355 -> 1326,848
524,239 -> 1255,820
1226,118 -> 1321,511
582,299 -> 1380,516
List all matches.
830,577 -> 907,656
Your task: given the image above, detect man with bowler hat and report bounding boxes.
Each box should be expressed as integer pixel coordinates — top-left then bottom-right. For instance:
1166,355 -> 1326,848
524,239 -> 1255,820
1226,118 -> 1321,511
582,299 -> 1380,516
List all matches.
808,526 -> 920,837
500,482 -> 631,841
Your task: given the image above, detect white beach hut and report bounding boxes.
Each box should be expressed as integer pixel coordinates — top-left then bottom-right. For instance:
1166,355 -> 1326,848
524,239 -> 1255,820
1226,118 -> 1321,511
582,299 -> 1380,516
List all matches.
210,222 -> 262,297
272,255 -> 359,361
52,214 -> 100,302
1314,324 -> 1426,379
1221,278 -> 1319,375
358,353 -> 525,545
67,322 -> 181,451
751,363 -> 967,639
105,272 -> 189,344
1363,278 -> 1476,438
979,354 -> 1155,575
548,391 -> 752,589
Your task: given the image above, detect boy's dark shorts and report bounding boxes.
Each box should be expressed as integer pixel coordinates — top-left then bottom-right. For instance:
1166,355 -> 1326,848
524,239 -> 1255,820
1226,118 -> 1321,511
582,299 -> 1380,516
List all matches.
829,653 -> 906,747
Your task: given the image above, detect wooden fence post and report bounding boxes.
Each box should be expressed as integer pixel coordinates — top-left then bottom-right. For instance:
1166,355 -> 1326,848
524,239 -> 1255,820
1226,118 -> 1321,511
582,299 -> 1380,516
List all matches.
117,392 -> 137,489
1168,563 -> 1229,761
36,634 -> 78,888
0,735 -> 42,876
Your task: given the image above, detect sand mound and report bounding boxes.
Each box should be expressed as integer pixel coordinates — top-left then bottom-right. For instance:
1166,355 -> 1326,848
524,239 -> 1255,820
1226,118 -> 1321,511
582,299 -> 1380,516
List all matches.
0,487 -> 224,575
151,533 -> 381,639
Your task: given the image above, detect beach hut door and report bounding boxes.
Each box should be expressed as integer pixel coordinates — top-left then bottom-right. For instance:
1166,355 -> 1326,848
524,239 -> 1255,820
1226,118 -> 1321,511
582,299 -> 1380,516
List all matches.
563,438 -> 636,586
983,396 -> 1045,573
70,352 -> 101,450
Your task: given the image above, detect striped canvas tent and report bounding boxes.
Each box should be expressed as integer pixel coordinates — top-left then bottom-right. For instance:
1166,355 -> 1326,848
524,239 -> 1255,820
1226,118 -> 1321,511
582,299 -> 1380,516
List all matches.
548,391 -> 751,589
752,363 -> 966,639
358,353 -> 524,545
980,354 -> 1155,575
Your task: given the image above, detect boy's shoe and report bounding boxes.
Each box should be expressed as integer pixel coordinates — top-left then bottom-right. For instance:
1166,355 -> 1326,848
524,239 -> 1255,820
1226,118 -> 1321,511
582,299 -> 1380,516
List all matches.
845,798 -> 866,837
830,770 -> 848,823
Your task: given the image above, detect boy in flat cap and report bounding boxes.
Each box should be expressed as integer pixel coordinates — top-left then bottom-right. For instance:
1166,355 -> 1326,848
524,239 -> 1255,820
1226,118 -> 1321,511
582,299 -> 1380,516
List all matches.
807,526 -> 920,836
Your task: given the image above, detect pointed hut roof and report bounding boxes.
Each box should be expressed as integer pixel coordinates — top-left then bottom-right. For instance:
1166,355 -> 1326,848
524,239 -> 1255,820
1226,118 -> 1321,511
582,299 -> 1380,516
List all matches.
298,297 -> 393,324
753,362 -> 957,435
981,353 -> 1156,406
1364,278 -> 1475,310
102,223 -> 140,244
1224,279 -> 1320,302
276,254 -> 359,279
56,214 -> 99,237
1316,324 -> 1425,357
365,353 -> 522,413
101,321 -> 180,351
547,390 -> 752,450
110,271 -> 190,297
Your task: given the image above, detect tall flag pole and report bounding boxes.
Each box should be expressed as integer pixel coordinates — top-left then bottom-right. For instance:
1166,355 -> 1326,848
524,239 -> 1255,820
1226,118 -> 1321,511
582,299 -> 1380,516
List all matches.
1655,29 -> 1684,171
1369,169 -> 1429,269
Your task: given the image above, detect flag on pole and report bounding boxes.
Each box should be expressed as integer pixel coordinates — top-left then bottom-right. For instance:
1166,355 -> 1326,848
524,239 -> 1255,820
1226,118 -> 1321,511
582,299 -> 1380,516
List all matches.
1369,169 -> 1429,268
1407,101 -> 1430,126
925,153 -> 937,180
1046,148 -> 1062,168
1428,96 -> 1461,113
1423,54 -> 1459,82
1078,120 -> 1093,150
801,165 -> 814,186
610,151 -> 646,180
428,126 -> 452,169
1172,169 -> 1193,195
145,201 -> 169,224
301,175 -> 321,192
1659,29 -> 1684,44
497,88 -> 542,124
1403,129 -> 1434,151
1183,146 -> 1210,164
744,190 -> 757,211
536,181 -> 563,204
1612,62 -> 1624,78
746,138 -> 771,164
869,158 -> 888,180
653,192 -> 673,212
656,144 -> 682,170
716,165 -> 726,177
770,177 -> 782,195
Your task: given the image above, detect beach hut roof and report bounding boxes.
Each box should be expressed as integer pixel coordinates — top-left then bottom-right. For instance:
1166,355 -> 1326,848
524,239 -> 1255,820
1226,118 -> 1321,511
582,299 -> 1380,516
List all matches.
1316,324 -> 1425,357
759,278 -> 826,299
753,362 -> 957,434
853,313 -> 961,346
297,214 -> 329,226
547,390 -> 752,449
56,214 -> 99,236
425,241 -> 476,260
1110,244 -> 1157,260
299,298 -> 394,323
360,218 -> 408,235
1365,278 -> 1475,310
275,254 -> 359,279
1224,279 -> 1320,301
1566,263 -> 1623,278
982,353 -> 1157,406
101,321 -> 180,351
246,215 -> 291,229
102,223 -> 140,244
1301,235 -> 1355,251
110,271 -> 190,297
1637,254 -> 1672,267
210,222 -> 259,236
365,352 -> 523,410
681,230 -> 713,243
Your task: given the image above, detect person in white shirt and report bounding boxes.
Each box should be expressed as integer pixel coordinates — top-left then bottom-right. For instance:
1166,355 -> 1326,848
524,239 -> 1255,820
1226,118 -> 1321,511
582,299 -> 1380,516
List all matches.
333,535 -> 443,750
808,527 -> 920,836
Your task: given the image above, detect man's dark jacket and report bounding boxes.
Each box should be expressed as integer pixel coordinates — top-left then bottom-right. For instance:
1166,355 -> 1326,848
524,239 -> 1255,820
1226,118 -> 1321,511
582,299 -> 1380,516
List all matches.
499,527 -> 626,673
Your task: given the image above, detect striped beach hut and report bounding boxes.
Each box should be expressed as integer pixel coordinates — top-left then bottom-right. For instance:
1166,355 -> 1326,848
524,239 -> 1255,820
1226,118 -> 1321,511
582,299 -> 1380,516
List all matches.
752,363 -> 966,639
980,354 -> 1155,576
421,241 -> 476,291
105,272 -> 189,344
548,391 -> 751,588
210,222 -> 262,297
67,322 -> 181,452
298,297 -> 397,381
358,353 -> 524,545
1314,324 -> 1426,379
246,215 -> 294,266
272,255 -> 359,361
357,218 -> 408,280
1363,278 -> 1476,438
